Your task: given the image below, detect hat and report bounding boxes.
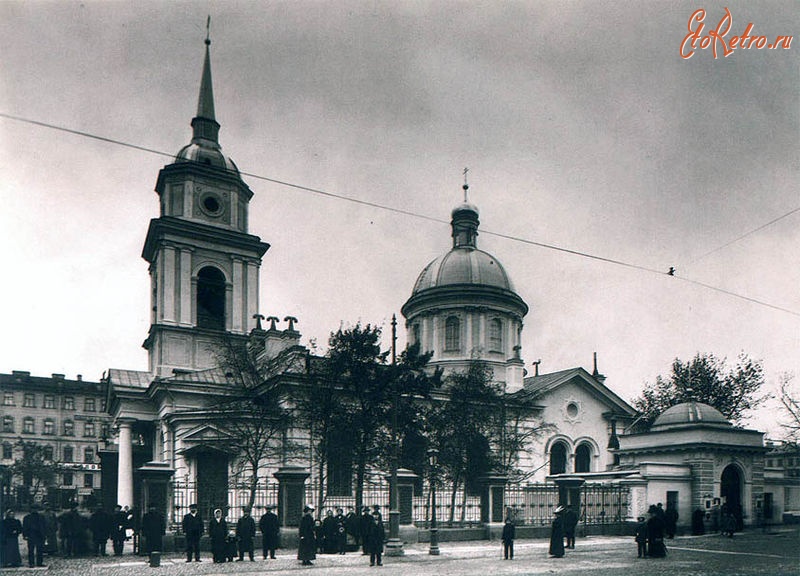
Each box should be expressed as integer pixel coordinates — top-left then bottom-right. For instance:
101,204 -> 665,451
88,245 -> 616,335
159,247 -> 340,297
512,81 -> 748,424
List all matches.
554,505 -> 565,514
266,504 -> 276,510
303,505 -> 315,513
189,503 -> 198,510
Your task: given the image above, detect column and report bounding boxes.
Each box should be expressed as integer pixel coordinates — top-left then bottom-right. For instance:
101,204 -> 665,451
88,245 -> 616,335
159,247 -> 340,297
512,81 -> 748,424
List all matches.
178,248 -> 192,325
479,474 -> 508,524
162,246 -> 176,323
246,261 -> 259,331
273,467 -> 310,527
231,257 -> 244,333
117,420 -> 134,508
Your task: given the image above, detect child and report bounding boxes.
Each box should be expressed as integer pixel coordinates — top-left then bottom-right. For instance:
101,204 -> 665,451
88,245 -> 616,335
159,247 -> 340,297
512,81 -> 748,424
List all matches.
501,516 -> 515,560
635,516 -> 647,558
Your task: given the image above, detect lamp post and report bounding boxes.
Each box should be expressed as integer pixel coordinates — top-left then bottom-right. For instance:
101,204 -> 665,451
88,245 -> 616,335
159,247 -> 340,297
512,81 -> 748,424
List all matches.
385,314 -> 403,556
427,448 -> 440,555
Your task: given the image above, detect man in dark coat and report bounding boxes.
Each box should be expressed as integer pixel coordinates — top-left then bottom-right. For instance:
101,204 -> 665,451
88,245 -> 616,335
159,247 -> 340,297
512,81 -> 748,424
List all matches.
89,505 -> 112,556
110,505 -> 127,556
22,504 -> 47,567
59,505 -> 81,557
236,507 -> 256,561
501,516 -> 515,560
564,505 -> 579,549
297,506 -> 316,566
141,506 -> 165,553
359,506 -> 372,555
2,509 -> 23,567
42,505 -> 58,556
665,506 -> 679,539
345,506 -> 359,549
548,506 -> 565,558
181,504 -> 203,562
365,510 -> 385,567
259,505 -> 279,559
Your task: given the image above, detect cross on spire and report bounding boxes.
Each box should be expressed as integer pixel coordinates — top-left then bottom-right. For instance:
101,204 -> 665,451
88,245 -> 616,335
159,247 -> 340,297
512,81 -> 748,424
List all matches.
462,167 -> 469,202
205,15 -> 211,45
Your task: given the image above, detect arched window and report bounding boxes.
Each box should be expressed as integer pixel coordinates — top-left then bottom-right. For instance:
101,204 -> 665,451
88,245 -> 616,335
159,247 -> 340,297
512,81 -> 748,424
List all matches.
574,443 -> 592,473
197,266 -> 226,330
549,441 -> 568,475
444,316 -> 460,351
489,318 -> 503,352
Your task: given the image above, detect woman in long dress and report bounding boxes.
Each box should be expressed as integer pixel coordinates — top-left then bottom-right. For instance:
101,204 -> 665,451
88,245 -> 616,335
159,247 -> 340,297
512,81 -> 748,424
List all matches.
208,509 -> 228,563
548,506 -> 565,558
2,509 -> 23,567
646,505 -> 667,558
297,506 -> 316,566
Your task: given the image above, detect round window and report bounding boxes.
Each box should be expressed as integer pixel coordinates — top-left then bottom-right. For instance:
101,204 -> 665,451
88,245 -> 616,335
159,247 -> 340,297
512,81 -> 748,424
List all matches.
566,402 -> 579,418
203,195 -> 221,214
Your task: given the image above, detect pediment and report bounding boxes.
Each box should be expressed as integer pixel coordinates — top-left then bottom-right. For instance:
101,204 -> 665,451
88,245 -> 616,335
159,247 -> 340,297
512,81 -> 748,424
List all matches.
179,423 -> 234,444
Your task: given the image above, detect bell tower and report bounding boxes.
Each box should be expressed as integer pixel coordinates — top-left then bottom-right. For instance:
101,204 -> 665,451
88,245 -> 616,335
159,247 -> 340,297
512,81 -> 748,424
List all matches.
141,34 -> 269,377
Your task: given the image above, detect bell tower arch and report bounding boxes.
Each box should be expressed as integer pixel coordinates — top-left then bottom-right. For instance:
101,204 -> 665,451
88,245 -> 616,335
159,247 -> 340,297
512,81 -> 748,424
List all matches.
141,35 -> 269,377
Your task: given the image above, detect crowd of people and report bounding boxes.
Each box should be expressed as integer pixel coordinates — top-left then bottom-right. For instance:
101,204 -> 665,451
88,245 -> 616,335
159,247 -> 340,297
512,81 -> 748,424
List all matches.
1,502 -> 148,568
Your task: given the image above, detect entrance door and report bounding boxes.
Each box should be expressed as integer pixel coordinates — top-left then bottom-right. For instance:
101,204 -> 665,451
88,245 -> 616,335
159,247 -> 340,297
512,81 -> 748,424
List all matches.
196,451 -> 229,520
720,464 -> 743,530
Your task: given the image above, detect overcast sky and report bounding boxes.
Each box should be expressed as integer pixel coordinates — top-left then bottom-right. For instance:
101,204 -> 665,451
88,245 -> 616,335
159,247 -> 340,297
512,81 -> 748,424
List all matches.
1,1 -> 797,436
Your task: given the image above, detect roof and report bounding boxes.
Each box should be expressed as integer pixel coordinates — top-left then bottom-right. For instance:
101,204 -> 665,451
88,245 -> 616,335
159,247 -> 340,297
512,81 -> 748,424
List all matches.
522,367 -> 637,418
651,401 -> 731,430
412,247 -> 516,294
105,369 -> 152,389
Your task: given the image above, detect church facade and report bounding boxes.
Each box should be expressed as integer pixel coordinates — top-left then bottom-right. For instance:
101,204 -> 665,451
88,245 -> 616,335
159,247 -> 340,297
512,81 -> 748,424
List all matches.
95,37 -> 796,537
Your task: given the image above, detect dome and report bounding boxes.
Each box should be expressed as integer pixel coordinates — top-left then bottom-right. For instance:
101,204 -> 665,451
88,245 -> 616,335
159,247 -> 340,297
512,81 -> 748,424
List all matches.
412,247 -> 515,294
651,401 -> 731,430
176,142 -> 240,176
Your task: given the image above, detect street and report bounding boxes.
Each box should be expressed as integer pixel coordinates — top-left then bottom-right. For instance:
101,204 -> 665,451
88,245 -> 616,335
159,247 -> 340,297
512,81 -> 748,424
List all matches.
5,527 -> 799,576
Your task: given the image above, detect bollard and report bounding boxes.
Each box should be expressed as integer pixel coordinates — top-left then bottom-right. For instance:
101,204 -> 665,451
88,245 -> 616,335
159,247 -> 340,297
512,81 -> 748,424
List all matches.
149,551 -> 161,567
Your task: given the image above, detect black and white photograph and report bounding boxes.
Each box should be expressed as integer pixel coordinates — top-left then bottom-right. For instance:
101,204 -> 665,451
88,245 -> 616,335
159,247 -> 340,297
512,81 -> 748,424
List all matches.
0,2 -> 797,575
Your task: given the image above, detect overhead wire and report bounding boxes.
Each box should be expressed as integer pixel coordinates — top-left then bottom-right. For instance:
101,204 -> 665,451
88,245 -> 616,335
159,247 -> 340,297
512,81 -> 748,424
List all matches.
1,111 -> 798,317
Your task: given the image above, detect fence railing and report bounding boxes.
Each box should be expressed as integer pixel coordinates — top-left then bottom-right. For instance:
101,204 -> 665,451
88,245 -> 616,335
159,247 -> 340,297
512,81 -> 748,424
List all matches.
169,479 -> 629,529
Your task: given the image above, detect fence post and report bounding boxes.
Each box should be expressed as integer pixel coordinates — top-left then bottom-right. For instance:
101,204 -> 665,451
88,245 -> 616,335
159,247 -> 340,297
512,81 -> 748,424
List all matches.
479,474 -> 508,524
273,467 -> 310,528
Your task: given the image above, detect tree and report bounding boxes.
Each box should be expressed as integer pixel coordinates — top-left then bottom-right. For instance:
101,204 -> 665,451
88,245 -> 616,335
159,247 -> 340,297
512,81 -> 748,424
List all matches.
212,336 -> 302,510
778,373 -> 800,443
10,441 -> 60,505
633,352 -> 767,428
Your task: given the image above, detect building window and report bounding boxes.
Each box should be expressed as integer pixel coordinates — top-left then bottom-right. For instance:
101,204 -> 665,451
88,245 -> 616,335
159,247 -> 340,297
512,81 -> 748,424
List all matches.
63,446 -> 74,463
549,441 -> 568,475
100,423 -> 110,439
63,472 -> 73,486
489,318 -> 503,352
84,447 -> 94,463
3,392 -> 14,406
23,393 -> 36,407
84,398 -> 95,412
63,420 -> 74,436
23,417 -> 35,434
2,443 -> 12,459
444,316 -> 461,351
43,419 -> 55,436
84,473 -> 94,488
44,395 -> 55,409
196,266 -> 226,330
412,323 -> 421,346
574,443 -> 592,473
326,429 -> 354,497
64,397 -> 75,410
2,416 -> 13,433
43,445 -> 54,461
83,422 -> 95,438
99,398 -> 106,412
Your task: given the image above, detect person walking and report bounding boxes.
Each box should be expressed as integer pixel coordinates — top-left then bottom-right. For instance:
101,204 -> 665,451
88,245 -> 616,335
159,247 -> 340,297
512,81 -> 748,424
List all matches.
501,515 -> 515,560
140,506 -> 165,554
259,505 -> 280,559
181,503 -> 203,562
564,505 -> 579,549
365,510 -> 385,567
2,509 -> 23,567
236,507 -> 256,561
646,505 -> 667,558
297,506 -> 316,566
209,508 -> 228,563
22,504 -> 47,568
89,505 -> 112,556
635,515 -> 647,558
548,505 -> 565,558
110,505 -> 127,556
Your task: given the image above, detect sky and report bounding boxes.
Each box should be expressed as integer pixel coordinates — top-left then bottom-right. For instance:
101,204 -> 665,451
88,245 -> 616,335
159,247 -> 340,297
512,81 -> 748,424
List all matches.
0,1 -> 797,437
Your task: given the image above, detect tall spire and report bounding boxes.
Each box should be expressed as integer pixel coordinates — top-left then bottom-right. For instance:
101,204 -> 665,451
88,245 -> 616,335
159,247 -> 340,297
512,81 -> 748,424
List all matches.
451,170 -> 479,248
191,16 -> 220,146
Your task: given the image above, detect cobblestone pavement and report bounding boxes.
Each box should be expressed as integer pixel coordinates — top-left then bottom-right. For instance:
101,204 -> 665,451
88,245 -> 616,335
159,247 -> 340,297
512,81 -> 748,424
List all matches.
5,528 -> 798,576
